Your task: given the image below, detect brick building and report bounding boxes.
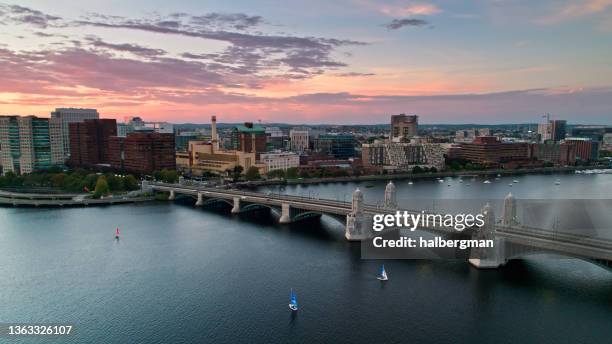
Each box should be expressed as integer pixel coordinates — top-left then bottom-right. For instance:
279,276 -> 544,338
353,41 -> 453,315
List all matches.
564,138 -> 600,162
68,119 -> 117,167
528,143 -> 576,166
459,136 -> 528,166
109,132 -> 175,174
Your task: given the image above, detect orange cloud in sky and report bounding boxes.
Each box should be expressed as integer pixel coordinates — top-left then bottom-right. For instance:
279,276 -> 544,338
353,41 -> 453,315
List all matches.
381,4 -> 442,17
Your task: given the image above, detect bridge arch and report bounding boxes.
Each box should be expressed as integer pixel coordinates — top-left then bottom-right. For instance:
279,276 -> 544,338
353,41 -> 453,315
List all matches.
201,197 -> 234,208
506,250 -> 612,272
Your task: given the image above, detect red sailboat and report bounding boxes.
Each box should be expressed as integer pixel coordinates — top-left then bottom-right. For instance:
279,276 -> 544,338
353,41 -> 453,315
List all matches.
115,227 -> 120,239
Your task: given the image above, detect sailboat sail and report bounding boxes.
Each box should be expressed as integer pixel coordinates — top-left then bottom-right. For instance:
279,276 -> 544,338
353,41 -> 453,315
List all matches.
289,289 -> 298,310
378,264 -> 388,280
115,227 -> 120,237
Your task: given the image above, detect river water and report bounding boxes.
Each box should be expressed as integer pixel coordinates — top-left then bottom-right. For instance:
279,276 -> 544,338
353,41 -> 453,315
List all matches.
1,173 -> 611,343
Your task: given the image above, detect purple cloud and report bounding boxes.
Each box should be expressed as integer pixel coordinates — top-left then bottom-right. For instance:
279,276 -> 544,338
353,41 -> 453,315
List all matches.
383,18 -> 429,30
85,36 -> 167,57
0,4 -> 61,28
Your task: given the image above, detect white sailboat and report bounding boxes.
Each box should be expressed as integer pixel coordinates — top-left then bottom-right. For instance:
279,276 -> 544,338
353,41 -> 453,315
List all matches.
289,289 -> 298,311
377,264 -> 388,281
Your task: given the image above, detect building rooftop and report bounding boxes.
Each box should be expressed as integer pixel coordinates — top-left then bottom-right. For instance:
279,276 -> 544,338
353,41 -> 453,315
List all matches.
234,124 -> 265,133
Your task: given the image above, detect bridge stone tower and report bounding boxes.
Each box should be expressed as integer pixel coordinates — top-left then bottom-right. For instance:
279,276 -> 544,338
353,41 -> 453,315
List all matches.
502,192 -> 517,226
346,188 -> 369,241
141,180 -> 153,194
167,189 -> 176,200
195,192 -> 204,207
384,181 -> 397,209
469,202 -> 506,269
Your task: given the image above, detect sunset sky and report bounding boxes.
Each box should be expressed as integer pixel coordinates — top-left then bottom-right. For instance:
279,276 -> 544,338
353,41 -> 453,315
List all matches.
1,0 -> 611,124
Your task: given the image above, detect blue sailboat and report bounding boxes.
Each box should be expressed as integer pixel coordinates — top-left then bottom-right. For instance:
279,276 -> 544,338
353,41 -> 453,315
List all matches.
289,289 -> 298,311
377,264 -> 388,281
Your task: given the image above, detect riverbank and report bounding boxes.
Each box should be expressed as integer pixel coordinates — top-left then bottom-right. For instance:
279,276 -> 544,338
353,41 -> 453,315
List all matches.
0,189 -> 153,207
234,165 -> 605,187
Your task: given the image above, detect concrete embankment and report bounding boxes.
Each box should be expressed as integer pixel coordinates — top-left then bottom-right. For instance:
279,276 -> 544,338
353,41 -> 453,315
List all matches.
0,190 -> 153,207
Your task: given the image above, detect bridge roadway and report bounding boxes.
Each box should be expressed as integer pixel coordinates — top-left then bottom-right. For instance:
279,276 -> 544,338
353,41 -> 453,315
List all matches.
152,182 -> 366,216
149,182 -> 462,234
497,226 -> 612,262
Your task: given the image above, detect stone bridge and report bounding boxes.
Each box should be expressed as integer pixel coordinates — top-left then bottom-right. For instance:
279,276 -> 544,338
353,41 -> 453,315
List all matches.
145,181 -> 612,271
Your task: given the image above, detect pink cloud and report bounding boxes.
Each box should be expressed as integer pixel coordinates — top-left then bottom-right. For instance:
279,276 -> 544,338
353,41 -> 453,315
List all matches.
380,3 -> 441,16
537,0 -> 612,24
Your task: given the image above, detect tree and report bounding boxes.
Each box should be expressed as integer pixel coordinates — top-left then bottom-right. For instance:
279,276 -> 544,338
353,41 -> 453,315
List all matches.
299,170 -> 310,178
106,174 -> 123,191
93,176 -> 110,198
332,169 -> 349,177
412,166 -> 424,174
124,175 -> 139,191
83,173 -> 99,190
52,173 -> 67,188
267,169 -> 286,179
232,165 -> 244,181
245,166 -> 261,180
285,167 -> 299,179
159,169 -> 178,183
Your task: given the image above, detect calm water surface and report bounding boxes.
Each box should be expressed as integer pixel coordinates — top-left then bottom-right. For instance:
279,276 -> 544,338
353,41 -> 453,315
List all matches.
1,173 -> 611,343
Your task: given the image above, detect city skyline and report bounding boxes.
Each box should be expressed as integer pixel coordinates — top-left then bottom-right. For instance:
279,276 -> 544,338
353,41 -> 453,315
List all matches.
1,1 -> 612,124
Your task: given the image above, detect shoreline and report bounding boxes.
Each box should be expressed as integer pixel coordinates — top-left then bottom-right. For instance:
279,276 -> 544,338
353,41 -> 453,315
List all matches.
0,191 -> 154,208
235,165 -> 608,187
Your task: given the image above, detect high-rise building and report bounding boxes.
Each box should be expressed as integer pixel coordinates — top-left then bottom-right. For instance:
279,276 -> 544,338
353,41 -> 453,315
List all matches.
265,127 -> 287,151
362,142 -> 445,172
564,138 -> 600,162
0,116 -> 52,175
109,132 -> 175,174
290,128 -> 309,152
116,123 -> 130,137
537,123 -> 551,143
315,134 -> 356,159
391,114 -> 418,141
175,132 -> 201,151
550,120 -> 567,142
231,122 -> 267,157
571,126 -> 611,142
50,108 -> 99,164
0,116 -> 20,174
68,119 -> 117,167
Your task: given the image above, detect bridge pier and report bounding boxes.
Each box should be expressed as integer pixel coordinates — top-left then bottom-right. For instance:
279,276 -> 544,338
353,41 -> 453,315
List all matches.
346,188 -> 370,241
231,197 -> 241,214
502,192 -> 517,226
168,189 -> 176,201
141,180 -> 153,194
279,203 -> 291,224
384,181 -> 397,209
195,192 -> 203,207
469,203 -> 507,269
